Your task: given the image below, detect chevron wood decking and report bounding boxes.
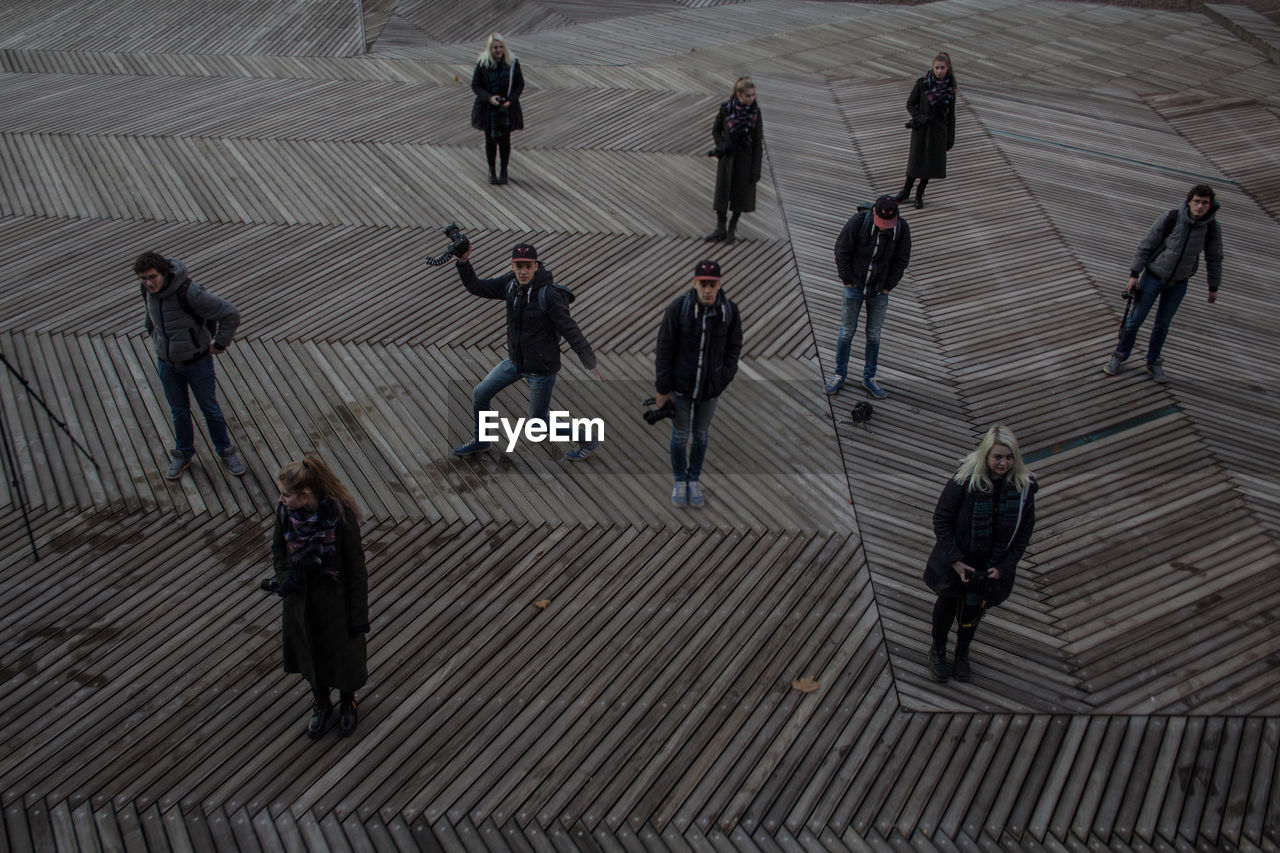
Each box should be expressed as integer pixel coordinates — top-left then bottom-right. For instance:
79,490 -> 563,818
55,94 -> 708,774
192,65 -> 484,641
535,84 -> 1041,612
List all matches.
2,0 -> 1280,851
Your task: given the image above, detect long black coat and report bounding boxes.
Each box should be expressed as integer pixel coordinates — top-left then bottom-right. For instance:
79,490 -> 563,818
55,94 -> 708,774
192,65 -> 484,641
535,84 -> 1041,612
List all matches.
470,59 -> 524,133
711,100 -> 764,213
272,503 -> 369,692
905,76 -> 956,179
922,476 -> 1037,607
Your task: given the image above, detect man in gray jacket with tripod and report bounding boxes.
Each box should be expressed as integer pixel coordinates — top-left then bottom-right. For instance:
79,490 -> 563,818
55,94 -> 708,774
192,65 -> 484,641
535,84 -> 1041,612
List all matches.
1104,184 -> 1223,383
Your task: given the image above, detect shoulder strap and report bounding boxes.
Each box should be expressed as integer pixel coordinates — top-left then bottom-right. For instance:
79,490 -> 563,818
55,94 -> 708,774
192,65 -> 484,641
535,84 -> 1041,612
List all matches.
681,292 -> 693,325
1159,209 -> 1178,242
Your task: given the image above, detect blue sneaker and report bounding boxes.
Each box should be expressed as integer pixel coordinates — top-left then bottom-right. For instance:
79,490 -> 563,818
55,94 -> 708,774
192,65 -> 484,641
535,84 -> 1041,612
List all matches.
564,440 -> 599,461
687,481 -> 705,507
824,375 -> 846,395
452,440 -> 492,456
862,378 -> 888,399
671,481 -> 687,506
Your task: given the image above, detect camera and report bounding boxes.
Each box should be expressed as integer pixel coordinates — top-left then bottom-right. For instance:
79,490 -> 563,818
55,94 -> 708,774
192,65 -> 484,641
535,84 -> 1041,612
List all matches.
443,223 -> 470,258
705,141 -> 733,158
259,570 -> 302,597
1121,287 -> 1135,301
962,568 -> 989,606
642,396 -> 676,425
426,223 -> 472,267
904,116 -> 929,130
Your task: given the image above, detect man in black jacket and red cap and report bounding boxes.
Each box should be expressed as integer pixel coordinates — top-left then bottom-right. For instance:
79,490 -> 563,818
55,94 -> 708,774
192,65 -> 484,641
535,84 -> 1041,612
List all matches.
826,195 -> 911,399
453,242 -> 602,456
654,259 -> 743,508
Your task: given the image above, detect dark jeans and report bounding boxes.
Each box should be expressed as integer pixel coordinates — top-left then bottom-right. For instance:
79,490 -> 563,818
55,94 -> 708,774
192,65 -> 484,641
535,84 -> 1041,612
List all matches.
158,353 -> 232,460
1114,270 -> 1188,363
471,358 -> 555,442
669,394 -> 719,483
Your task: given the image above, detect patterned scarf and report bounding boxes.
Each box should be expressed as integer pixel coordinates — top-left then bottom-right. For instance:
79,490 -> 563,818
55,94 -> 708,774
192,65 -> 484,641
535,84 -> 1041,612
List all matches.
924,70 -> 955,117
725,97 -> 759,143
967,478 -> 1024,569
284,495 -> 342,583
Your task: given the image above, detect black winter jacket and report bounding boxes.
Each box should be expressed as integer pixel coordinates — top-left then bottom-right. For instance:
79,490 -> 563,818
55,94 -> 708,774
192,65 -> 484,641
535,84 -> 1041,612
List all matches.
457,261 -> 596,376
922,476 -> 1037,607
655,289 -> 743,402
470,59 -> 525,133
834,209 -> 912,296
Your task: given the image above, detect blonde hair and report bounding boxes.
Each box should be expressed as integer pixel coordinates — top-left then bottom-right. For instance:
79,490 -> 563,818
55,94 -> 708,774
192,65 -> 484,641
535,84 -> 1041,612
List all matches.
477,33 -> 515,68
277,454 -> 360,520
953,425 -> 1031,493
731,76 -> 755,100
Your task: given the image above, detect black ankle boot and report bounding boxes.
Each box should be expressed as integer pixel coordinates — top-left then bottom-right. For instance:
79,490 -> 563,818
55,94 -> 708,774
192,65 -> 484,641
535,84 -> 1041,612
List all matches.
307,701 -> 333,739
928,646 -> 949,681
338,695 -> 358,736
952,651 -> 970,681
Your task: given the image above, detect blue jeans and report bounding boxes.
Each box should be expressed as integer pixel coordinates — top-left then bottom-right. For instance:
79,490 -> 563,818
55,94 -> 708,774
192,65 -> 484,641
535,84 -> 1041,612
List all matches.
833,287 -> 889,380
1114,270 -> 1188,364
669,394 -> 719,482
158,353 -> 232,459
472,359 -> 556,441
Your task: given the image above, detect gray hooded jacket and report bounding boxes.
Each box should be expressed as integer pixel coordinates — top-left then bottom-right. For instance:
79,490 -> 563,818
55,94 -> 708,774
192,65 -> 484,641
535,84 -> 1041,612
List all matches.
142,259 -> 241,363
1130,201 -> 1223,292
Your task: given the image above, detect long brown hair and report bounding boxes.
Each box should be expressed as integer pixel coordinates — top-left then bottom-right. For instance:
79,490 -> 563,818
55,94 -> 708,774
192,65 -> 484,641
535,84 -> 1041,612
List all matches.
730,76 -> 754,100
277,454 -> 360,520
932,52 -> 956,84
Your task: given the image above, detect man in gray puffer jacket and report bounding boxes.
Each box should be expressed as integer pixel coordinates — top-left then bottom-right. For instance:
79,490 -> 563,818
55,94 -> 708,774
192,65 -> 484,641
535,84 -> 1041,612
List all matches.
1104,184 -> 1223,382
135,251 -> 246,479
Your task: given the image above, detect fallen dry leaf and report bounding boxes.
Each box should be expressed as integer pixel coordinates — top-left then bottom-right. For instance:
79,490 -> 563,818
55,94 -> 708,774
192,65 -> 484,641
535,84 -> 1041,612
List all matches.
534,599 -> 551,609
791,677 -> 819,694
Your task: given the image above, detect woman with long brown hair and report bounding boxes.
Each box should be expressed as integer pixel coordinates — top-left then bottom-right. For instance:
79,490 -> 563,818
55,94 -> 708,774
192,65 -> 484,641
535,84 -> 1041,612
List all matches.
267,455 -> 369,738
895,52 -> 957,209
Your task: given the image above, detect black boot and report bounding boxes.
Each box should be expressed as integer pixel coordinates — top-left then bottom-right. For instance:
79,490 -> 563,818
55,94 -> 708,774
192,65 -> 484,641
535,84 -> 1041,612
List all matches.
486,139 -> 499,184
725,212 -> 741,244
307,700 -> 333,739
338,692 -> 358,737
895,177 -> 913,203
705,211 -> 728,242
914,178 -> 928,209
928,646 -> 949,681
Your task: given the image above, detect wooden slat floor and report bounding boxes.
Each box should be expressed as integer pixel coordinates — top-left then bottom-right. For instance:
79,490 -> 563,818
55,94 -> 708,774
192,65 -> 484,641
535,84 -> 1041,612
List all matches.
2,0 -> 1280,850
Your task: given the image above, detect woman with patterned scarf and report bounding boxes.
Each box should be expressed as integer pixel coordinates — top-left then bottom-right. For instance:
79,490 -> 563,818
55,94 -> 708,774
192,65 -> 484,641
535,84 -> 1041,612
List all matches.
895,52 -> 957,209
269,455 -> 369,738
705,77 -> 764,244
470,33 -> 525,185
922,425 -> 1037,683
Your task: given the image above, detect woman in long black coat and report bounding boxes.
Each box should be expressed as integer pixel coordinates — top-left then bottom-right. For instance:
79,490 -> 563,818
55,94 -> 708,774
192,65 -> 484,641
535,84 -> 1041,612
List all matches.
923,425 -> 1037,683
705,77 -> 764,245
470,32 -> 524,184
269,455 -> 369,738
895,52 -> 956,209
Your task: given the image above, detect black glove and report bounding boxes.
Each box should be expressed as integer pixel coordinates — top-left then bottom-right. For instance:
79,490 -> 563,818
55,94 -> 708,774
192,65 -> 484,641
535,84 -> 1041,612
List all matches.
349,623 -> 370,637
259,577 -> 279,593
277,572 -> 303,597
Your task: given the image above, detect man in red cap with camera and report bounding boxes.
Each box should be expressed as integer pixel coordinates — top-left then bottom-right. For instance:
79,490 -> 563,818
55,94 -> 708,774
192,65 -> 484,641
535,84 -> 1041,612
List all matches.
654,259 -> 743,507
452,241 -> 602,457
826,195 -> 912,399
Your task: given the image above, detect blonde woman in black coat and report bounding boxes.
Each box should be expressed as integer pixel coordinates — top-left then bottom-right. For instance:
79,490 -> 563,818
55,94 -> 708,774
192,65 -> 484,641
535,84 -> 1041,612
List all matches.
922,425 -> 1036,683
895,52 -> 956,209
470,33 -> 524,184
705,77 -> 763,244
